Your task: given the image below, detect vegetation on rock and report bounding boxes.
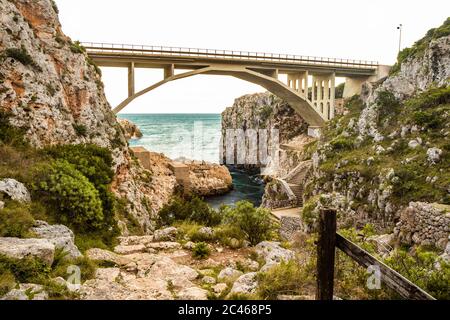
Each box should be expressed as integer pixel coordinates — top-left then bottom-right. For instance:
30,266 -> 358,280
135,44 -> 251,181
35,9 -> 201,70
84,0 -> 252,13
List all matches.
391,17 -> 450,74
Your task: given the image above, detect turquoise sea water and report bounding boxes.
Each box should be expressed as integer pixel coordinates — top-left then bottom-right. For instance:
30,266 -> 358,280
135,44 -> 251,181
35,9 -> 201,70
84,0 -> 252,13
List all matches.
118,114 -> 265,207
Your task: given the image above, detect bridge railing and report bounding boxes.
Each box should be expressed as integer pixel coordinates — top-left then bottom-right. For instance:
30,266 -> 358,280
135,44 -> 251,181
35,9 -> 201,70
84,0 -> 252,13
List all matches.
80,42 -> 378,69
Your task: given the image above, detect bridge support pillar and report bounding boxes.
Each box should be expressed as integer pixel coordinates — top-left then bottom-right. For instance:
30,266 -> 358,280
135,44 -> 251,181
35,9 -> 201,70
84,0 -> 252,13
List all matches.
311,73 -> 335,120
128,62 -> 135,97
343,65 -> 391,98
287,71 -> 308,98
164,64 -> 175,79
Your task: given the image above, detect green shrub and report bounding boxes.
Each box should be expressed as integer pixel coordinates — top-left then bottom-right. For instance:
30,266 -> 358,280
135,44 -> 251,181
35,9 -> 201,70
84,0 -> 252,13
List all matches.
330,136 -> 354,151
384,247 -> 450,300
158,196 -> 221,227
412,110 -> 442,129
31,159 -> 104,230
260,105 -> 273,121
175,222 -> 215,242
5,46 -> 33,66
69,41 -> 86,54
40,144 -> 119,243
221,201 -> 275,245
214,224 -> 247,248
0,110 -> 26,146
51,254 -> 97,282
192,242 -> 210,259
0,201 -> 35,237
257,260 -> 313,299
87,57 -> 102,76
73,124 -> 87,137
0,254 -> 50,284
0,271 -> 16,297
335,83 -> 345,99
376,90 -> 400,119
43,144 -> 114,187
407,86 -> 450,110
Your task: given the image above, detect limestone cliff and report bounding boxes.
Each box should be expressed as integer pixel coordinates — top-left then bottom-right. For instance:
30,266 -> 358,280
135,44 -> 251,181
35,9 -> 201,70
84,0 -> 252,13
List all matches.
0,0 -> 175,233
221,92 -> 312,208
302,18 -> 450,250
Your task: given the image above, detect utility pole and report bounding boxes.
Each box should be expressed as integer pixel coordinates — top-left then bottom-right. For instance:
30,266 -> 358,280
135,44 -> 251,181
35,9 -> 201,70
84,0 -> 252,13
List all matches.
397,24 -> 403,53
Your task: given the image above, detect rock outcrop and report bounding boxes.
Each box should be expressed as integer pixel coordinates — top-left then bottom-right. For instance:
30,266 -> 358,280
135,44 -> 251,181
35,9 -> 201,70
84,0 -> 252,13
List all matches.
117,118 -> 143,140
0,178 -> 31,202
0,0 -> 175,232
0,237 -> 55,265
181,159 -> 233,196
30,220 -> 82,259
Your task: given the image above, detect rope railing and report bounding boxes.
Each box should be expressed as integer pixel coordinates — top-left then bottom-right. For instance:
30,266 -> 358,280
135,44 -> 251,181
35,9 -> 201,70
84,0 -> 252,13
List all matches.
80,42 -> 378,69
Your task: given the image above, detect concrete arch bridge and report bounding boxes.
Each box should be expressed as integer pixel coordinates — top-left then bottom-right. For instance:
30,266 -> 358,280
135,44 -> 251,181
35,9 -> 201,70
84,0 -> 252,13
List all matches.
82,42 -> 389,135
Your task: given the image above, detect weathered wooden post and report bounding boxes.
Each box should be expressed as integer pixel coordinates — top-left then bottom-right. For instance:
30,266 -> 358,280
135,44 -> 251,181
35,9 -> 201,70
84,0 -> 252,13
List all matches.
316,208 -> 337,300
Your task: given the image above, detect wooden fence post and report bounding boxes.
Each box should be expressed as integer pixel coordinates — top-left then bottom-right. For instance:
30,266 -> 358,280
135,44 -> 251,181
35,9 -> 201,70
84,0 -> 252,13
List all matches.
316,208 -> 337,300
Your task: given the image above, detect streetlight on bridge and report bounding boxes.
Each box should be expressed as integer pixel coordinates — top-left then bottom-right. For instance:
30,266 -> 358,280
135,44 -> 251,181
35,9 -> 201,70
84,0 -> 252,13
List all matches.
397,24 -> 403,53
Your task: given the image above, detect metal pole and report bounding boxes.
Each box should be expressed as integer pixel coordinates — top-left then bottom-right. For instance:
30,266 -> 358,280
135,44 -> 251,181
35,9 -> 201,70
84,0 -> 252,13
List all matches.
397,24 -> 403,53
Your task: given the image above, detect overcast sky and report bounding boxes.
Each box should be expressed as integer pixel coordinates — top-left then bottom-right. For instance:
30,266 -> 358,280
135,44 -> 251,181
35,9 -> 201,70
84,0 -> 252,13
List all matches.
56,0 -> 449,114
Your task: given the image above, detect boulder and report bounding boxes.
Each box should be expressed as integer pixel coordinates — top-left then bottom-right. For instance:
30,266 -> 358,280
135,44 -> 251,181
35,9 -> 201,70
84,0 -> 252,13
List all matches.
153,227 -> 178,242
213,283 -> 228,295
0,237 -> 55,265
202,276 -> 216,284
426,147 -> 442,164
229,272 -> 258,295
0,284 -> 47,300
31,220 -> 82,259
367,233 -> 394,255
198,227 -> 214,238
0,201 -> 4,210
0,179 -> 31,202
408,139 -> 420,149
255,241 -> 295,269
217,267 -> 243,282
183,241 -> 195,250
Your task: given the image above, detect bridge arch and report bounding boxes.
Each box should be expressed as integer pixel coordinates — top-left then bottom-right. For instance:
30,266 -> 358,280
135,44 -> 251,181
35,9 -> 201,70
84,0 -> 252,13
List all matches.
81,42 -> 385,131
113,65 -> 327,127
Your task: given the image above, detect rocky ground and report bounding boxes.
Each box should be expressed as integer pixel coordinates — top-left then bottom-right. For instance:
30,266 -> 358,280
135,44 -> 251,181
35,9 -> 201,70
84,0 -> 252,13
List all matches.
0,216 -> 299,300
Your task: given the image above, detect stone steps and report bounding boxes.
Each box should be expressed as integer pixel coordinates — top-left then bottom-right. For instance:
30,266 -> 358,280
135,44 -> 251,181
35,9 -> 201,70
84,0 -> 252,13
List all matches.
288,184 -> 304,207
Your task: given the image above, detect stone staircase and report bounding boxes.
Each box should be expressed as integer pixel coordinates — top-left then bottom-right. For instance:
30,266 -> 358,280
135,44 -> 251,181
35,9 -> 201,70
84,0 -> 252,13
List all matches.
287,184 -> 304,207
281,160 -> 312,207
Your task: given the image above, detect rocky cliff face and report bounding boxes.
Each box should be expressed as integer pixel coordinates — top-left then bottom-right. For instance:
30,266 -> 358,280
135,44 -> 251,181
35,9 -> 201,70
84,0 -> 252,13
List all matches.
303,19 -> 450,240
0,0 -> 175,233
221,92 -> 310,176
221,92 -> 312,208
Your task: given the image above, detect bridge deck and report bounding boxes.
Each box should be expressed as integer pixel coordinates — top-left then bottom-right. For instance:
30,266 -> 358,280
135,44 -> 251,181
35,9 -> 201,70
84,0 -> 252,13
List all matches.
82,42 -> 378,77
